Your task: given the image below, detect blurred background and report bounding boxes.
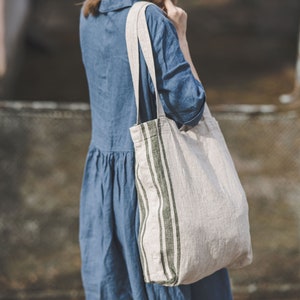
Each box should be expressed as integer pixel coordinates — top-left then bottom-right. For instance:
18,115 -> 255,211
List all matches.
0,0 -> 299,299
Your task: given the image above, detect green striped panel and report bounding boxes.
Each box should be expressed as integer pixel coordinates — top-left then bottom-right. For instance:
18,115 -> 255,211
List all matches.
135,165 -> 151,282
146,121 -> 176,280
157,119 -> 181,284
141,122 -> 169,280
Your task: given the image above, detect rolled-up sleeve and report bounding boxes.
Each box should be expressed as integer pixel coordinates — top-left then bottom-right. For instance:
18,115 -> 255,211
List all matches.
145,5 -> 206,127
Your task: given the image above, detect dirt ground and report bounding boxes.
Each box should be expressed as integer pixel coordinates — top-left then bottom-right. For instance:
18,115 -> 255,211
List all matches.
12,0 -> 300,105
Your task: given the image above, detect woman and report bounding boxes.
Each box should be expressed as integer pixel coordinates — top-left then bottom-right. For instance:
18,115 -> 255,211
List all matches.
79,0 -> 233,299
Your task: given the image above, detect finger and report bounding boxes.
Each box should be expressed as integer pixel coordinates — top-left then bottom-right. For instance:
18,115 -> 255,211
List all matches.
164,0 -> 176,11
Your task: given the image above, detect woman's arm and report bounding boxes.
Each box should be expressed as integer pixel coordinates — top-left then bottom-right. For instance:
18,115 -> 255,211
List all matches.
145,5 -> 206,127
164,0 -> 201,83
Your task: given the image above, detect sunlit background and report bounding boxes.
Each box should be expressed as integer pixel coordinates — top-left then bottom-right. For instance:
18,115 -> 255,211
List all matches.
0,0 -> 299,299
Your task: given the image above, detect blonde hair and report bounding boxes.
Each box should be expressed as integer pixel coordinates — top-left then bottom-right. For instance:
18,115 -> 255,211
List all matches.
83,0 -> 176,17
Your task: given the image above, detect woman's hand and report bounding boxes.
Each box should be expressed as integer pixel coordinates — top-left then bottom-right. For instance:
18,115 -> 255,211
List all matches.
164,0 -> 188,39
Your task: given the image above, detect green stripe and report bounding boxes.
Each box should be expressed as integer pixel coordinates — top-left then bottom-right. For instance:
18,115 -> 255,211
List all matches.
146,121 -> 176,281
141,122 -> 169,280
135,167 -> 151,282
157,119 -> 181,285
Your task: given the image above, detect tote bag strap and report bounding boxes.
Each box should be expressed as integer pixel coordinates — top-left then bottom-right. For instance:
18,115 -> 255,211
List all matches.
126,1 -> 165,124
126,1 -> 211,123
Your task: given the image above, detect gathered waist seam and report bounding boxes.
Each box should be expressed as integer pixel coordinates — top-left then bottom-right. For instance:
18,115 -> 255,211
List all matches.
89,141 -> 134,153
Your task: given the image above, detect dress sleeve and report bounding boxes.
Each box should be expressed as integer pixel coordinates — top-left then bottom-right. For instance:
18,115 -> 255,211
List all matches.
145,5 -> 206,127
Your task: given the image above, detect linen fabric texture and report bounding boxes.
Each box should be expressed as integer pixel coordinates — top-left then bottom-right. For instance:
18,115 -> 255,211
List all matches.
79,0 -> 234,298
126,1 -> 253,287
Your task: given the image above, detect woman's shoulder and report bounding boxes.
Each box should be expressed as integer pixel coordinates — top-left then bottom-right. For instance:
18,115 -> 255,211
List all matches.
144,3 -> 166,17
144,4 -> 177,36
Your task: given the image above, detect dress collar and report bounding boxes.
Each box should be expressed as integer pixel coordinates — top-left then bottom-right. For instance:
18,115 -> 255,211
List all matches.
99,0 -> 139,13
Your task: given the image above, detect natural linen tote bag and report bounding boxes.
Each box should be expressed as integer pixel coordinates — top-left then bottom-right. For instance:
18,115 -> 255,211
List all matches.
126,1 -> 253,286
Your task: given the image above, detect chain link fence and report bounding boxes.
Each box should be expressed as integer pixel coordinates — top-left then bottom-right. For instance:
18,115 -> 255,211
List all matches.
0,101 -> 299,300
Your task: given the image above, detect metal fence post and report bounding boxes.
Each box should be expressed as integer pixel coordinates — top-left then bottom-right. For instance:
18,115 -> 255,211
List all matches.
0,0 -> 5,77
279,24 -> 300,104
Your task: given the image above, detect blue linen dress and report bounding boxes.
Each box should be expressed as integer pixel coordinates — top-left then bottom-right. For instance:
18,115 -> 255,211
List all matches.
79,0 -> 233,299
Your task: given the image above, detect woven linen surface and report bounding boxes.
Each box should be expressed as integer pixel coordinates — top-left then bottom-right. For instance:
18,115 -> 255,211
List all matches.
126,1 -> 253,286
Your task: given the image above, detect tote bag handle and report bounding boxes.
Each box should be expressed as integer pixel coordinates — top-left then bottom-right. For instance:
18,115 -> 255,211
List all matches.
126,2 -> 165,124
